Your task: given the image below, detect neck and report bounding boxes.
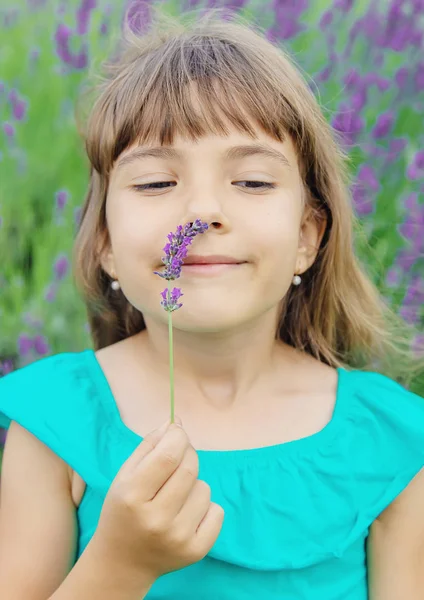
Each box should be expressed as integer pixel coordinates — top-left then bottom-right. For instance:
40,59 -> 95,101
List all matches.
136,307 -> 295,411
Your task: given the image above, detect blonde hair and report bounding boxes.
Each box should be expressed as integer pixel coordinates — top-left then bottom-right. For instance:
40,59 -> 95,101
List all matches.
73,6 -> 421,386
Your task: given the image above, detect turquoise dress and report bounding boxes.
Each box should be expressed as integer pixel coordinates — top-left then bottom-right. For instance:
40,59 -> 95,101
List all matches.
1,349 -> 424,599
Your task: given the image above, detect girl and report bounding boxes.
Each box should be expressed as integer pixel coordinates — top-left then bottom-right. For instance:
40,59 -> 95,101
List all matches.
1,7 -> 424,600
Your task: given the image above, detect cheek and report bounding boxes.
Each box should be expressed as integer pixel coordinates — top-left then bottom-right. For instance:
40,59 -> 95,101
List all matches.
105,208 -> 162,309
253,195 -> 301,265
107,200 -> 160,267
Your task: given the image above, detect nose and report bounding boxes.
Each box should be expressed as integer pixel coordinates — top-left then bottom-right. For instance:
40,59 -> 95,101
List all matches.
184,220 -> 223,230
181,193 -> 230,233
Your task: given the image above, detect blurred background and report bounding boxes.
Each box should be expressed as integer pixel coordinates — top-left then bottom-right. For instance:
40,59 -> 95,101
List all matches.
0,0 -> 423,469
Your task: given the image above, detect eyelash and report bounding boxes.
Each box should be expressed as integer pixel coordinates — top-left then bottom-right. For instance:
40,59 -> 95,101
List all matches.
132,181 -> 277,192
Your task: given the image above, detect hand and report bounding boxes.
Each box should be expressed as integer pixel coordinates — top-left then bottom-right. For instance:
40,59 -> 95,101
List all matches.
91,417 -> 225,581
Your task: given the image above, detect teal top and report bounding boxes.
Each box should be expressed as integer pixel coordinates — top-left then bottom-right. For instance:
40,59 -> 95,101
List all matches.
1,350 -> 424,599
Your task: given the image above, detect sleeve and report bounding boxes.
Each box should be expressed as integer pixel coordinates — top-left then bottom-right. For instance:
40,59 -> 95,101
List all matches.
0,355 -> 61,431
0,353 -> 113,493
344,370 -> 424,521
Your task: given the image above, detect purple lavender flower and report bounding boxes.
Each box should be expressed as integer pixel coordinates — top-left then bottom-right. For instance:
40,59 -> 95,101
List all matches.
154,219 -> 209,281
372,111 -> 394,139
13,98 -> 27,121
76,0 -> 96,36
395,66 -> 409,89
319,11 -> 333,29
160,288 -> 184,312
407,151 -> 424,180
351,164 -> 379,217
34,334 -> 50,356
412,334 -> 424,356
8,90 -> 28,122
54,254 -> 69,280
351,89 -> 368,111
54,23 -> 73,65
317,65 -> 332,83
343,68 -> 361,90
55,189 -> 68,211
415,63 -> 424,92
332,106 -> 364,146
73,47 -> 88,70
3,122 -> 15,138
334,0 -> 353,11
154,219 -> 208,312
400,276 -> 424,325
18,334 -> 34,356
126,0 -> 152,35
0,359 -> 14,376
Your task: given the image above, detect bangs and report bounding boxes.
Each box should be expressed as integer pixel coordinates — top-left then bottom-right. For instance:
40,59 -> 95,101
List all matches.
87,34 -> 307,175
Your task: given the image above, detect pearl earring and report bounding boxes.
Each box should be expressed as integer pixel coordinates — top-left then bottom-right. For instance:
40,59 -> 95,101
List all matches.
111,280 -> 120,291
292,274 -> 301,286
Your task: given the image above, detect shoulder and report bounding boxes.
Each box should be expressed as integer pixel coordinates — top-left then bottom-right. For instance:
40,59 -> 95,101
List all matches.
0,350 -> 94,429
0,349 -> 113,494
339,367 -> 424,423
335,367 -> 424,508
338,367 -> 424,454
0,350 -> 93,386
368,461 -> 424,593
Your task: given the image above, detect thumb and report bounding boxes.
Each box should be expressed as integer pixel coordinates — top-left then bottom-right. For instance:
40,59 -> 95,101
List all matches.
122,415 -> 184,471
152,414 -> 183,437
142,415 -> 183,449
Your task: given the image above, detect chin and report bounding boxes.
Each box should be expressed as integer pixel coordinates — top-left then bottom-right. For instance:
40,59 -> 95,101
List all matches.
171,305 -> 253,333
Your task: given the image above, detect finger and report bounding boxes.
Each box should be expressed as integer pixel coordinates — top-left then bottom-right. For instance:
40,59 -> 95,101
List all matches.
173,479 -> 211,534
134,424 -> 190,501
192,503 -> 225,558
122,415 -> 183,474
153,445 -> 199,518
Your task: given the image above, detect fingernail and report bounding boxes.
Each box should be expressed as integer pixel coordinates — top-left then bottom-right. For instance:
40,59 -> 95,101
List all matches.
174,415 -> 183,426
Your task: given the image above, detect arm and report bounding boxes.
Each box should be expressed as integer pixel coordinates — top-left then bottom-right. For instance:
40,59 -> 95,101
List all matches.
367,466 -> 424,600
0,421 -> 156,600
48,535 -> 156,600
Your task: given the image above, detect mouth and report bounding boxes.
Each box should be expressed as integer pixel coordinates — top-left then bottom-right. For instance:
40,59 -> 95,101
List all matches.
155,255 -> 248,277
183,255 -> 245,266
181,262 -> 247,277
182,263 -> 246,273
181,262 -> 246,275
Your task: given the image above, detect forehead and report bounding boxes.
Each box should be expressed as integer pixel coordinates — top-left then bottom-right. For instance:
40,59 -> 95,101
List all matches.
107,76 -> 302,173
113,129 -> 299,177
113,81 -> 299,171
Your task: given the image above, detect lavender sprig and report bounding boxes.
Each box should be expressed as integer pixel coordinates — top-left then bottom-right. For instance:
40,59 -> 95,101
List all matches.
154,219 -> 208,422
154,219 -> 209,282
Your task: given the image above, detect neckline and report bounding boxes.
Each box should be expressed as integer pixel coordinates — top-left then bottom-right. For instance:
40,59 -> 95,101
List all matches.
83,348 -> 348,462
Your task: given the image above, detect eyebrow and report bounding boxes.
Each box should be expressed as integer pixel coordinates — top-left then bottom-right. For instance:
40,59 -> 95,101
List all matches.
115,143 -> 292,172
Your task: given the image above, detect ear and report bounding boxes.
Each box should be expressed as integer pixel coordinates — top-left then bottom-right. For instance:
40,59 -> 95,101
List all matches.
295,204 -> 327,275
99,245 -> 117,280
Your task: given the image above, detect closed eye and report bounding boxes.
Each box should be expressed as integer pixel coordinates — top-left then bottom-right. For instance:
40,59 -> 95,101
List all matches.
132,181 -> 277,192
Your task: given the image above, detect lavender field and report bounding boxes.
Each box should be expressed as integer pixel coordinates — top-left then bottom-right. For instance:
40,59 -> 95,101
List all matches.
0,0 -> 423,462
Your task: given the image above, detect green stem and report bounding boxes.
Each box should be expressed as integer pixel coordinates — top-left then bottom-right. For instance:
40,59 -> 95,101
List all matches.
168,282 -> 175,424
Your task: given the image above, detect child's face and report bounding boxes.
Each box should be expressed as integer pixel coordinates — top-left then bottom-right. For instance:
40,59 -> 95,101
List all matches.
102,123 -> 324,333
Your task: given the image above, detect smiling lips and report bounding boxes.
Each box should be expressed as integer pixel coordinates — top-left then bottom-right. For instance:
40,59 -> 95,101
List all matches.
183,255 -> 245,265
156,254 -> 247,276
